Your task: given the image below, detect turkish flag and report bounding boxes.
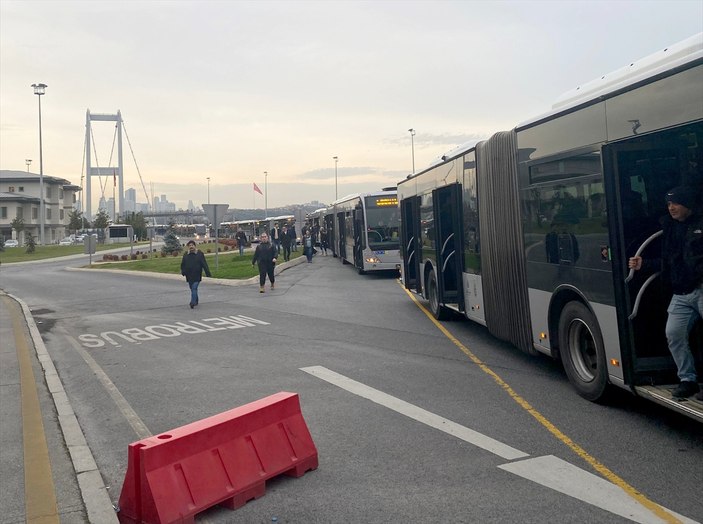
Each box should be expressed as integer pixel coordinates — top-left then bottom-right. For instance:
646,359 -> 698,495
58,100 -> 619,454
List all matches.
253,182 -> 263,195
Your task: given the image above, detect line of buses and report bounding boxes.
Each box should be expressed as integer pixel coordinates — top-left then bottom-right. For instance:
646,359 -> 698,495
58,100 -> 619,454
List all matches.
311,35 -> 703,421
175,35 -> 701,421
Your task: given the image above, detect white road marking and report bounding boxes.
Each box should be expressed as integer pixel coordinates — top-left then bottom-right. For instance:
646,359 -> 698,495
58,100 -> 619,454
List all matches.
499,456 -> 698,524
300,365 -> 528,460
64,330 -> 152,440
302,366 -> 698,524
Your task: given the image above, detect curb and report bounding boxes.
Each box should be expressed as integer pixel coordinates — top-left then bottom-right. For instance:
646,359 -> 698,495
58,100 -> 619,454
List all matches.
65,253 -> 308,286
6,292 -> 119,523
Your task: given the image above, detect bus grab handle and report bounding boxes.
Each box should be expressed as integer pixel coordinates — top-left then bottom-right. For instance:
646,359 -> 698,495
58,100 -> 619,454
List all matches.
629,272 -> 661,320
625,230 -> 662,283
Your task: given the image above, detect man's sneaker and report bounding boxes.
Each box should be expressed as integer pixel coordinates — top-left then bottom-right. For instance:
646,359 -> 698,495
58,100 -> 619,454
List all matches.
270,283 -> 275,290
671,381 -> 700,398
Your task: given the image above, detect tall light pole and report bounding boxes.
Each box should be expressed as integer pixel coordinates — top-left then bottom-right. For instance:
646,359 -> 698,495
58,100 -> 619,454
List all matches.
408,128 -> 416,174
206,177 -> 211,204
264,171 -> 268,220
333,156 -> 338,201
25,159 -> 32,172
33,83 -> 47,245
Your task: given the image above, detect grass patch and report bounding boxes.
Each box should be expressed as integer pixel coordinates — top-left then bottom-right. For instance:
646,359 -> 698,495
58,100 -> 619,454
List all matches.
91,249 -> 302,280
0,242 -> 142,263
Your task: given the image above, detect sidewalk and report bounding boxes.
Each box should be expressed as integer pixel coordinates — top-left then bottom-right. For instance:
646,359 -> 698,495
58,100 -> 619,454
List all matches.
0,292 -> 118,523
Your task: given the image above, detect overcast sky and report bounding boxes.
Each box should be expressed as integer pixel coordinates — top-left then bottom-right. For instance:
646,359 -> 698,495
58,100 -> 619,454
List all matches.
1,0 -> 701,212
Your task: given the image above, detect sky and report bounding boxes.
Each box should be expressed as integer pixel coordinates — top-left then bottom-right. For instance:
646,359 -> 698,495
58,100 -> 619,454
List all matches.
1,0 -> 702,213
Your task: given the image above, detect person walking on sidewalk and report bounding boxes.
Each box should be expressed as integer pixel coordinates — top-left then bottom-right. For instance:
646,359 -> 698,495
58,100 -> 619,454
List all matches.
235,228 -> 247,256
281,225 -> 292,262
252,232 -> 278,292
303,231 -> 314,263
181,240 -> 211,308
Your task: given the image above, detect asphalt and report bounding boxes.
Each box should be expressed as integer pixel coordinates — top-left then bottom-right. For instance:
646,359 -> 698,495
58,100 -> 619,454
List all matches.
0,251 -> 305,523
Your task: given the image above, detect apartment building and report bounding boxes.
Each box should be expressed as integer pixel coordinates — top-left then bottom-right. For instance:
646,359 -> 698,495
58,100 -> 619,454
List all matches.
0,170 -> 81,244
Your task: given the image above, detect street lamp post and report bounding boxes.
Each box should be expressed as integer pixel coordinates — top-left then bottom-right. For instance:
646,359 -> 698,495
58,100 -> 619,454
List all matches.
25,159 -> 32,172
33,83 -> 47,245
264,171 -> 268,220
333,156 -> 338,201
206,177 -> 211,204
408,128 -> 416,175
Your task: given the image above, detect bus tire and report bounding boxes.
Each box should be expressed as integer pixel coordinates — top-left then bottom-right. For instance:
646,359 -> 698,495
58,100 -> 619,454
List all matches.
427,270 -> 449,320
558,301 -> 609,402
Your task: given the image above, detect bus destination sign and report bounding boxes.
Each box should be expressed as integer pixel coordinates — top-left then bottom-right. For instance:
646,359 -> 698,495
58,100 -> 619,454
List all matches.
370,196 -> 398,207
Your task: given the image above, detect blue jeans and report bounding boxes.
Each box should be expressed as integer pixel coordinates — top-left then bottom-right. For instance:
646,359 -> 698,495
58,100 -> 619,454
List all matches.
238,245 -> 245,256
188,281 -> 200,305
666,285 -> 703,383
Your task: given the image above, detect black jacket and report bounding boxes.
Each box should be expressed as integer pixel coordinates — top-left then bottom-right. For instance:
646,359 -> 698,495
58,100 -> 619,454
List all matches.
180,250 -> 211,282
645,213 -> 703,295
252,242 -> 277,268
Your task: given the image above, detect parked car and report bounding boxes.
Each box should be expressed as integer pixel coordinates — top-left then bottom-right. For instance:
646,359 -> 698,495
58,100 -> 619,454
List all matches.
4,239 -> 19,248
59,237 -> 74,246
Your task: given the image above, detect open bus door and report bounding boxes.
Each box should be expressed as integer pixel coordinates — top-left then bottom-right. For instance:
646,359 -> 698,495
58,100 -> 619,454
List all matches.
605,122 -> 703,398
337,212 -> 346,261
401,196 -> 421,292
324,214 -> 335,257
353,206 -> 365,272
432,184 -> 464,312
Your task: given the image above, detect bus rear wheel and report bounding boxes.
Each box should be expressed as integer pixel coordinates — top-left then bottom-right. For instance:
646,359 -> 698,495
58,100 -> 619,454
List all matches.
558,301 -> 609,402
427,271 -> 449,320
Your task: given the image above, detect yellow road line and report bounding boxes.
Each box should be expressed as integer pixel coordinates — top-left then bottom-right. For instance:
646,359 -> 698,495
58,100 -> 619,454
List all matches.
5,296 -> 60,523
398,283 -> 681,524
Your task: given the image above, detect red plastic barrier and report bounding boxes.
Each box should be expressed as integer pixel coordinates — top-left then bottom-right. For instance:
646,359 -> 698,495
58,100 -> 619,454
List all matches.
117,392 -> 318,523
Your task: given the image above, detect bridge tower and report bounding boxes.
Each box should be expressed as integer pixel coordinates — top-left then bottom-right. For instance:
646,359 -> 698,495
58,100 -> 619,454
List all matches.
85,109 -> 124,221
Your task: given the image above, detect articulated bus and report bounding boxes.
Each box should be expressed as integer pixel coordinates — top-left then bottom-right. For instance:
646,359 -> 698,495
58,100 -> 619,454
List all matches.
398,34 -> 703,421
330,189 -> 401,273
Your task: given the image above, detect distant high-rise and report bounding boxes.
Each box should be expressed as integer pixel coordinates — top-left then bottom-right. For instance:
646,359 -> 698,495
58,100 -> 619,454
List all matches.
124,187 -> 137,213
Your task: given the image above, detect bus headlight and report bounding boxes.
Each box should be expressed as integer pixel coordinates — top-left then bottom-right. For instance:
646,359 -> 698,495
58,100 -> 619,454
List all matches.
365,256 -> 381,264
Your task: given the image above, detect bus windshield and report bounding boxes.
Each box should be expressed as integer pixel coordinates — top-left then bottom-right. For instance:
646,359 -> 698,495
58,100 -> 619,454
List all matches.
365,195 -> 400,250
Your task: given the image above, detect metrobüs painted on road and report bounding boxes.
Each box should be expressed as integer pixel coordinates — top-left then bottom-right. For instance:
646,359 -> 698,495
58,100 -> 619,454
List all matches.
78,315 -> 269,348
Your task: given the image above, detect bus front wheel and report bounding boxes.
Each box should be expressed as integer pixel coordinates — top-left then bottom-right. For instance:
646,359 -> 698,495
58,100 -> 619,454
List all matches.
427,271 -> 449,320
558,301 -> 609,402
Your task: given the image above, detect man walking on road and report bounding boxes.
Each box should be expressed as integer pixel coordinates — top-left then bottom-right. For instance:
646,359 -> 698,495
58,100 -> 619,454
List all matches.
252,233 -> 278,292
181,240 -> 212,308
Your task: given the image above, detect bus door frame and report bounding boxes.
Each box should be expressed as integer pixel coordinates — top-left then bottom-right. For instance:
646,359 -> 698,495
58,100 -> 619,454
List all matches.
432,184 -> 464,310
336,211 -> 346,261
603,137 -> 684,386
400,196 -> 421,292
353,206 -> 365,269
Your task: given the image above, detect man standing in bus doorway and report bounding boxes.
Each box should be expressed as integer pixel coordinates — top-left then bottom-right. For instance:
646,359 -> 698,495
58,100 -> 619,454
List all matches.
235,228 -> 247,256
252,232 -> 277,292
181,240 -> 212,309
629,185 -> 703,399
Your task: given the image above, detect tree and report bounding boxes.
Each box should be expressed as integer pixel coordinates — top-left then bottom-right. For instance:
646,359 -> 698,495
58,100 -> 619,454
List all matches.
68,209 -> 84,234
25,232 -> 36,253
124,212 -> 148,240
161,221 -> 182,255
93,209 -> 110,244
10,217 -> 24,245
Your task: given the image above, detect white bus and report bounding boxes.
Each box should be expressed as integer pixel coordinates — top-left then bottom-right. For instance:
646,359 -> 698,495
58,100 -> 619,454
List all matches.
398,34 -> 703,421
329,189 -> 401,274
